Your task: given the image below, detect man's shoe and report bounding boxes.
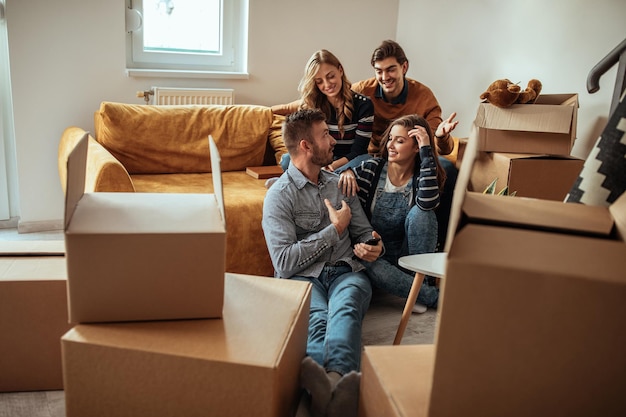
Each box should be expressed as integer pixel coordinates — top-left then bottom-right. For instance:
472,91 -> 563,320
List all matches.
412,302 -> 427,314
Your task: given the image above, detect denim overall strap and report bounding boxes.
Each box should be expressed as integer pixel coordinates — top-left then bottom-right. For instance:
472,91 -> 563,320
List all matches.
369,164 -> 413,259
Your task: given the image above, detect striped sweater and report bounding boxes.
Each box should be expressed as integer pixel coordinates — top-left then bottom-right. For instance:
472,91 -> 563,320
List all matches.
329,92 -> 374,161
272,91 -> 374,161
353,146 -> 440,219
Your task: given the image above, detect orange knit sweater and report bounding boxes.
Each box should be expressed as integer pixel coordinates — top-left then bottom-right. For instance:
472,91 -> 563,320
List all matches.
352,77 -> 452,156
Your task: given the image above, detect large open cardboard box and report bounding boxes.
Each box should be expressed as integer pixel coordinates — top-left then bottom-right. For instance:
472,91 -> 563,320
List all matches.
0,254 -> 71,392
469,151 -> 584,200
474,93 -> 578,155
64,134 -> 226,323
62,273 -> 311,417
357,110 -> 626,417
428,122 -> 626,416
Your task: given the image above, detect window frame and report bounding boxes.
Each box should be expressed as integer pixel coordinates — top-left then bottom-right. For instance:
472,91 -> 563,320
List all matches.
125,0 -> 248,79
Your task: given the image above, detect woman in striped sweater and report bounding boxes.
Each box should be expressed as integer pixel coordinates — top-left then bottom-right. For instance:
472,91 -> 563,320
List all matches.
339,114 -> 446,312
272,49 -> 374,174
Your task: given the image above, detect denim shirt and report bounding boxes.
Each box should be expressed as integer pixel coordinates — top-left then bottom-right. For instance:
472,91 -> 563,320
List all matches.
262,163 -> 375,279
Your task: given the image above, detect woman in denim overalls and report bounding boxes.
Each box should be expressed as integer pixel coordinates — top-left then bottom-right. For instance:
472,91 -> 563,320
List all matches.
339,114 -> 447,312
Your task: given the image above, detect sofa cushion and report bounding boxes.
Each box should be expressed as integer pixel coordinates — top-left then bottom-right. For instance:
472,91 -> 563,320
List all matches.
94,102 -> 273,174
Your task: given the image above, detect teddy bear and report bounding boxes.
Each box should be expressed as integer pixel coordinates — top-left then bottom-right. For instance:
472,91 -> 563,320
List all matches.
479,79 -> 542,108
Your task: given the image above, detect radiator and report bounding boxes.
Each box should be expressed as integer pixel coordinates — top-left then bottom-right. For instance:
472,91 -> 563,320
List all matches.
149,87 -> 235,105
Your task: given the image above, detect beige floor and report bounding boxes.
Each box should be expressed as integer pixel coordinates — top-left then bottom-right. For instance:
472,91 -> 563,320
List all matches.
0,228 -> 438,417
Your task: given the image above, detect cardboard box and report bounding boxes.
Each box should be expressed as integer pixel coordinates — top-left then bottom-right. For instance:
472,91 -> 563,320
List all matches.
62,273 -> 311,417
64,134 -> 226,323
431,122 -> 626,416
470,151 -> 584,201
0,255 -> 72,392
359,345 -> 434,417
474,93 -> 578,155
432,217 -> 626,416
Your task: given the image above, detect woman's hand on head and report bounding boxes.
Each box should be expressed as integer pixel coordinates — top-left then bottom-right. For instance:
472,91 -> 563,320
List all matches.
408,125 -> 431,148
338,169 -> 359,197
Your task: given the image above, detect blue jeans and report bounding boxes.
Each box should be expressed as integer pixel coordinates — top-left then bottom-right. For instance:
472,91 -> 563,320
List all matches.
292,265 -> 372,374
436,156 -> 458,251
366,203 -> 439,308
363,168 -> 439,308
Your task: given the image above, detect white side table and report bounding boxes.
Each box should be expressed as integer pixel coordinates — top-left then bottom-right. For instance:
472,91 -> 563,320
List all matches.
393,253 -> 447,345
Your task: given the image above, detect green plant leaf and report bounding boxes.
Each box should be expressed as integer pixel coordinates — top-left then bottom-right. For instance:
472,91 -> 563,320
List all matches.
483,178 -> 498,194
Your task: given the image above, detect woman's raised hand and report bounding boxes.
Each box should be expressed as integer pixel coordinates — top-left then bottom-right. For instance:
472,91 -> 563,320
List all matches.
435,112 -> 459,138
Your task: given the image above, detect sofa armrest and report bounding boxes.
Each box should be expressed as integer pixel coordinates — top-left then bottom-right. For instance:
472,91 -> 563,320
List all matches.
58,127 -> 135,194
442,136 -> 463,169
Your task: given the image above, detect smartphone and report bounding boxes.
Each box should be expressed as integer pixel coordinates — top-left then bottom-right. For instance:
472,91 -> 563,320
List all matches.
363,237 -> 381,246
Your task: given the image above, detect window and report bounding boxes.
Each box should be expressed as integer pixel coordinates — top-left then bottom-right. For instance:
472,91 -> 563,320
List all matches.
125,0 -> 248,78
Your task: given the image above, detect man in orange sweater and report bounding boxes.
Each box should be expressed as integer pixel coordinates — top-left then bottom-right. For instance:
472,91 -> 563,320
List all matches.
352,39 -> 457,156
352,39 -> 458,253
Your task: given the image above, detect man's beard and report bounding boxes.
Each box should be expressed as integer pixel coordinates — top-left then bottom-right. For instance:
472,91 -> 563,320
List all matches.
311,143 -> 334,167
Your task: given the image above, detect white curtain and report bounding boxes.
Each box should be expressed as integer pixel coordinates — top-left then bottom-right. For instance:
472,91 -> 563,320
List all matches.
0,0 -> 17,221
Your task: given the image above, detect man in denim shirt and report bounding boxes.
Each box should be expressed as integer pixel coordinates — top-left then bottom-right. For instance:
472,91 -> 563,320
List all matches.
262,109 -> 382,417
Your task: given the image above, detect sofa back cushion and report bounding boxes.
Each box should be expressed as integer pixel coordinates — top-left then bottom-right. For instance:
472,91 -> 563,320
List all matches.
94,102 -> 274,174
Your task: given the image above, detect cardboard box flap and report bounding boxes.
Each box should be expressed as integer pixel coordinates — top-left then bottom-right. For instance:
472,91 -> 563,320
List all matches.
67,193 -> 225,233
444,118 -> 612,252
64,133 -> 89,230
476,102 -> 574,134
462,192 -> 614,237
609,192 -> 626,240
444,124 -> 480,253
447,224 -> 626,287
535,93 -> 579,107
65,134 -> 226,234
209,135 -> 225,223
505,153 -> 581,161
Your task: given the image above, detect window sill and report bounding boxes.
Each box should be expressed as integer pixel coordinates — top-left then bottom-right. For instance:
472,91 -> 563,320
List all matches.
125,68 -> 250,80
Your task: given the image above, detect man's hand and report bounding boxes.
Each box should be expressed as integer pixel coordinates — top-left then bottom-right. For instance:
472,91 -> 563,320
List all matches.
353,231 -> 383,262
324,199 -> 351,236
338,169 -> 359,197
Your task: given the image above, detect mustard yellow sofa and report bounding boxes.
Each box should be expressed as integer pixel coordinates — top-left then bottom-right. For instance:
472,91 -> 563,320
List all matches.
58,102 -> 287,277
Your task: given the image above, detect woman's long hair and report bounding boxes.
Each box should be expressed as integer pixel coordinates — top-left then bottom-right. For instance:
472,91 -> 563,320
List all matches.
297,49 -> 353,138
378,114 -> 447,191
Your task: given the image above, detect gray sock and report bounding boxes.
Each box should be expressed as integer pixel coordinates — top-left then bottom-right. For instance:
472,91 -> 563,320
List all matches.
300,357 -> 332,417
327,371 -> 361,417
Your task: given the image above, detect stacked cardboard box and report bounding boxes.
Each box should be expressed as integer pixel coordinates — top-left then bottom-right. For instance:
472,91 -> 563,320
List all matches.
0,252 -> 71,392
62,273 -> 311,417
469,94 -> 583,200
358,114 -> 626,417
61,135 -> 311,417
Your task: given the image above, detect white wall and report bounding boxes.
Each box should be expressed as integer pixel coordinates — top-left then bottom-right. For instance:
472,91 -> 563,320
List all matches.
6,0 -> 626,230
6,0 -> 398,230
396,0 -> 626,160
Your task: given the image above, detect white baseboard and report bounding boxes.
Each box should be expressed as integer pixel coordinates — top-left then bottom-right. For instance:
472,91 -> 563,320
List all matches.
17,219 -> 64,233
0,217 -> 19,229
